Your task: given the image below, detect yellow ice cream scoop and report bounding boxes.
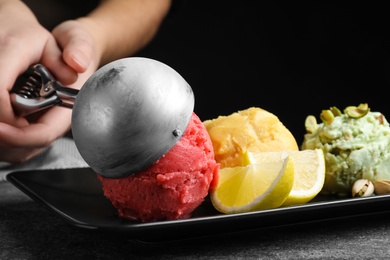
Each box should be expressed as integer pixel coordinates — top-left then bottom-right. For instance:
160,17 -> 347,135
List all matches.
203,107 -> 299,168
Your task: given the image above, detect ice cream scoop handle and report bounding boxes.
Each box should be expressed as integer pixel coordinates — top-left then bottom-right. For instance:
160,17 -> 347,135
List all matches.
53,81 -> 79,108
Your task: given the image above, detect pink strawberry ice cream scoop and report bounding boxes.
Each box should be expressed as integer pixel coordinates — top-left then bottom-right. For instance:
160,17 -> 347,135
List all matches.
97,113 -> 219,222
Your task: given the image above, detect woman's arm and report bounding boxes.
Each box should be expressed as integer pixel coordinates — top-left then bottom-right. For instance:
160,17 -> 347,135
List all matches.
52,0 -> 172,76
81,0 -> 172,65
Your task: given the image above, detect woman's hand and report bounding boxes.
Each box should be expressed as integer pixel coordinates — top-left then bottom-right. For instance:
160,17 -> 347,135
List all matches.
0,0 -> 172,164
0,2 -> 93,163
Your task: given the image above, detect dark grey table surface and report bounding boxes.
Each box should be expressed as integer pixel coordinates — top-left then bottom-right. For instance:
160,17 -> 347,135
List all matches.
1,180 -> 390,259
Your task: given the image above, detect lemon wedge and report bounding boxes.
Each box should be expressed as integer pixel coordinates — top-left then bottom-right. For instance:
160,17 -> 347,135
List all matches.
282,149 -> 325,206
210,153 -> 294,214
243,149 -> 326,206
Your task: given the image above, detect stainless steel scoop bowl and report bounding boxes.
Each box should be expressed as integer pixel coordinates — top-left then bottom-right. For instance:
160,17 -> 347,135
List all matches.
11,57 -> 195,178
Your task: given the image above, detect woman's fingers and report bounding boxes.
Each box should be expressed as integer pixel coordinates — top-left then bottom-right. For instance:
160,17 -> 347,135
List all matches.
41,36 -> 79,85
52,20 -> 94,74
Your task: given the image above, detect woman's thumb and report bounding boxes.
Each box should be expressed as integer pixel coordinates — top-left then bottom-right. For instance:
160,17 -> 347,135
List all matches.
52,20 -> 94,73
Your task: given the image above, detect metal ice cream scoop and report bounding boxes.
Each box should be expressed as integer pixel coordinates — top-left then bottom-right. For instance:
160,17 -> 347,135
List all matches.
10,58 -> 195,178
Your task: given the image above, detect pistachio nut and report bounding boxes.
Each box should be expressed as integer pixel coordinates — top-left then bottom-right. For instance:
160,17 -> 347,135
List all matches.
304,115 -> 318,133
373,180 -> 390,195
320,109 -> 335,125
330,106 -> 342,117
344,103 -> 370,119
351,179 -> 375,197
375,113 -> 385,125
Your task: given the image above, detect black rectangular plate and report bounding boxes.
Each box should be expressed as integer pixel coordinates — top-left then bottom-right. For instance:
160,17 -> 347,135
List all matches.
6,168 -> 390,242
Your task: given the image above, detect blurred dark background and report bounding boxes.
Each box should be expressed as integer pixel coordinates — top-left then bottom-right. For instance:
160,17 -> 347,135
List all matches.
25,1 -> 390,145
137,1 -> 390,145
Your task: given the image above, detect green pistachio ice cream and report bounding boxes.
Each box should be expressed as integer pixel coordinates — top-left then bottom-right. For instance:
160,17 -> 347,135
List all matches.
301,104 -> 390,196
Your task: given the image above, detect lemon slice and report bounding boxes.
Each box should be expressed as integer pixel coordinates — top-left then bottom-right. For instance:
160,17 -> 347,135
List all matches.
210,154 -> 294,214
243,149 -> 326,206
